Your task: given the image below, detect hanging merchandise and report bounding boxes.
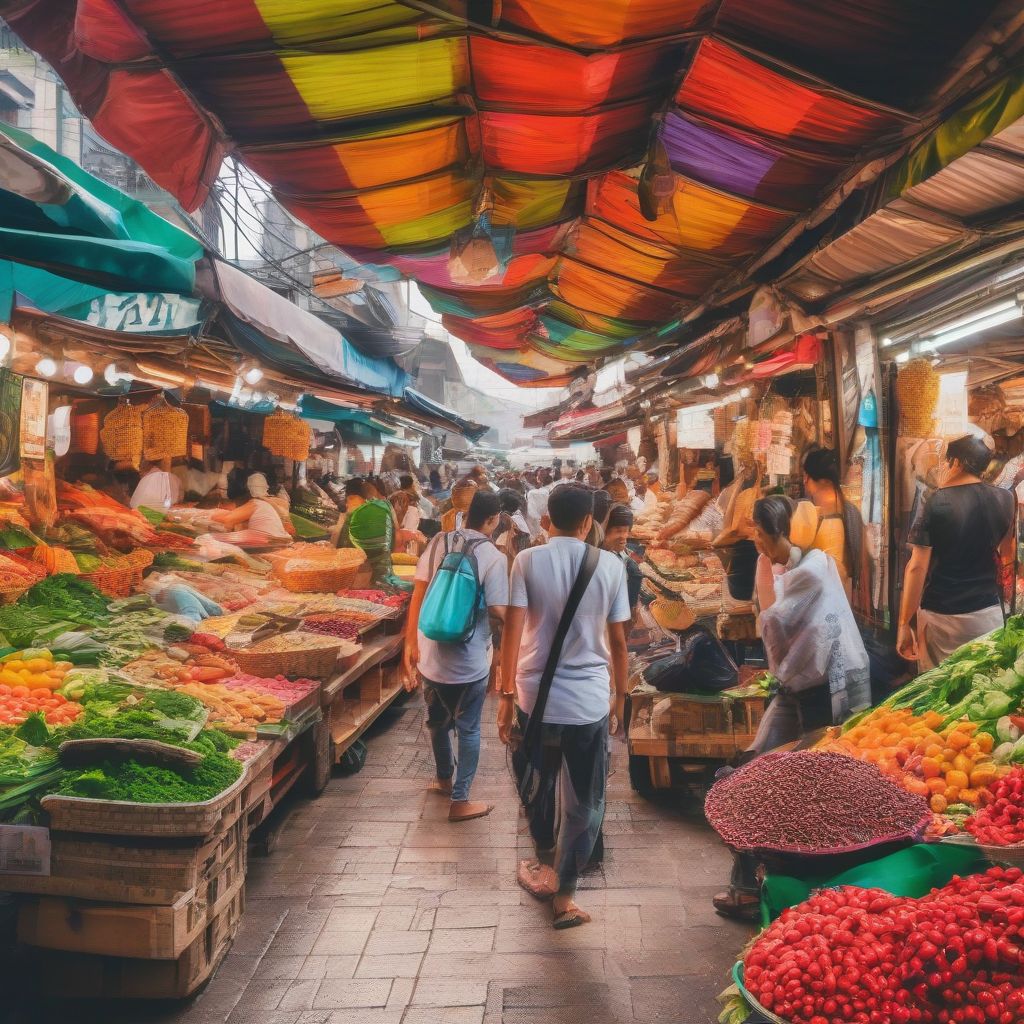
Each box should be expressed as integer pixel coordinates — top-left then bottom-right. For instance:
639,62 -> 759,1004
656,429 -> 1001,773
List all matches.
263,409 -> 311,462
69,401 -> 100,455
183,403 -> 211,447
19,378 -> 47,460
23,451 -> 57,529
142,395 -> 188,462
100,400 -> 143,469
896,357 -> 940,438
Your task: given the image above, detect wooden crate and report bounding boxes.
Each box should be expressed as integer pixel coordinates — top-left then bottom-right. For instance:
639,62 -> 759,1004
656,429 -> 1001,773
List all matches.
17,867 -> 245,960
628,690 -> 764,760
0,818 -> 246,905
40,887 -> 245,999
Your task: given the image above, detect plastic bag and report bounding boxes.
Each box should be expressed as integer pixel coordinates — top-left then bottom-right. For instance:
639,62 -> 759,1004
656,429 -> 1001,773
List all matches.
642,624 -> 738,693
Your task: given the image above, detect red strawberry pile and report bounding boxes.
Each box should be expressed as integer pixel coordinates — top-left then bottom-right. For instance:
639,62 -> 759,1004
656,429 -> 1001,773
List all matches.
966,767 -> 1024,847
744,866 -> 1024,1023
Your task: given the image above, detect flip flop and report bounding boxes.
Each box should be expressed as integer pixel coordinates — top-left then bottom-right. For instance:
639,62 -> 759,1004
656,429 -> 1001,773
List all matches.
448,800 -> 493,822
517,859 -> 556,900
552,902 -> 591,930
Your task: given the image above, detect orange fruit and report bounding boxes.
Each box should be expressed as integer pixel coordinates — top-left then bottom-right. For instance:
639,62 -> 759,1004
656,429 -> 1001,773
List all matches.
930,794 -> 948,813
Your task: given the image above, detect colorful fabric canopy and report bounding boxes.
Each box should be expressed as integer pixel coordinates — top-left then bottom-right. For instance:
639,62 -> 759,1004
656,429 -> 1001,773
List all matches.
7,0 -> 1005,383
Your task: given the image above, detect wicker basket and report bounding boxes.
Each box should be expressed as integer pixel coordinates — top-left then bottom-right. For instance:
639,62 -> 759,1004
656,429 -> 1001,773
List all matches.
263,410 -> 310,461
273,548 -> 366,593
896,358 -> 940,438
69,406 -> 100,455
226,635 -> 346,679
942,833 -> 1024,867
650,597 -> 696,631
183,404 -> 211,445
81,550 -> 153,597
100,402 -> 143,469
143,397 -> 188,461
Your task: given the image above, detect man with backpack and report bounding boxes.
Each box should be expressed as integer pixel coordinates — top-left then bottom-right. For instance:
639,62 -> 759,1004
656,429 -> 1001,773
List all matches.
403,491 -> 507,822
497,484 -> 630,929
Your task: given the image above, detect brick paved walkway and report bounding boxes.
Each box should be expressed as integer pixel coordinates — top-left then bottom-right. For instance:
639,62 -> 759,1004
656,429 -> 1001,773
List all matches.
145,694 -> 751,1024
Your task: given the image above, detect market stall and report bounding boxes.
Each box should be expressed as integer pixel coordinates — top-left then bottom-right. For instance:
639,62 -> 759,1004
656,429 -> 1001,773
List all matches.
712,616 -> 1024,1023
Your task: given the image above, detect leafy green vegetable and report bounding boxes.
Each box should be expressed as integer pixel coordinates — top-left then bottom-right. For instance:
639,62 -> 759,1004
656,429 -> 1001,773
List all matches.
14,712 -> 49,748
21,574 -> 109,619
58,752 -> 242,803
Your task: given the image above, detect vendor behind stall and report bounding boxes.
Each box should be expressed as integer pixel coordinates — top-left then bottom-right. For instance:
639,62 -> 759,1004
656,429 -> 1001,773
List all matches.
210,471 -> 291,541
130,462 -> 182,511
715,495 -> 870,920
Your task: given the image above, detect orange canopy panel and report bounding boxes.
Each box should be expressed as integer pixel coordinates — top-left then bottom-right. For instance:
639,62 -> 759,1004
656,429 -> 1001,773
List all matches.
441,308 -> 542,350
498,0 -> 709,48
552,258 -> 685,322
470,37 -> 682,113
571,220 -> 728,295
676,38 -> 905,150
478,100 -> 657,175
242,117 -> 468,195
278,170 -> 473,250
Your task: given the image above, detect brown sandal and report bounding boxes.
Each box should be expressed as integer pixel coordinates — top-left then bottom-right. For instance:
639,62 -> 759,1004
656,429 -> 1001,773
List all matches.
552,901 -> 591,930
448,800 -> 493,822
517,859 -> 557,900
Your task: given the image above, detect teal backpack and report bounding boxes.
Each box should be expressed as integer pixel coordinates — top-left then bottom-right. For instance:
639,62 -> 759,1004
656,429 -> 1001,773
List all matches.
419,532 -> 488,644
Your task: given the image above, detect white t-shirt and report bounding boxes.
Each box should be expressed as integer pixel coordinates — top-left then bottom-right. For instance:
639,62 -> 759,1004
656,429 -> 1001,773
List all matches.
510,537 -> 630,725
415,530 -> 510,685
248,499 -> 290,539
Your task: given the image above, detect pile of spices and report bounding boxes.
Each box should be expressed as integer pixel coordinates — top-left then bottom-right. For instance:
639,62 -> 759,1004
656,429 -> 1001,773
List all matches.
705,751 -> 930,854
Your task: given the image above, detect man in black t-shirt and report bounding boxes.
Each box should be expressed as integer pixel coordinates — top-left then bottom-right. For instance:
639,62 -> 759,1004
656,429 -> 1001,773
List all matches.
898,435 -> 1015,670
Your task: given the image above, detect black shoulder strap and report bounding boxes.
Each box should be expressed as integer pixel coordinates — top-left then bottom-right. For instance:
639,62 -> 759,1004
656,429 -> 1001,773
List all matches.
523,544 -> 600,751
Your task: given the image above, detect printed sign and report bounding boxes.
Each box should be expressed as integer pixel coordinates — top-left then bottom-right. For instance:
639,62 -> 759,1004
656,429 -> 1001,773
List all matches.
19,377 -> 47,459
0,824 -> 50,875
676,402 -> 716,450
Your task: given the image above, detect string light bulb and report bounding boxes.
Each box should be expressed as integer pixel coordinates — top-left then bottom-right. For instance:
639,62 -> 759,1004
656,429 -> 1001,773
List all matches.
72,364 -> 93,386
35,356 -> 57,378
239,359 -> 263,386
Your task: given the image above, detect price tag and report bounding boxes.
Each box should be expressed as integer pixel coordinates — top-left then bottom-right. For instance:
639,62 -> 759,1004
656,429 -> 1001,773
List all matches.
0,824 -> 50,875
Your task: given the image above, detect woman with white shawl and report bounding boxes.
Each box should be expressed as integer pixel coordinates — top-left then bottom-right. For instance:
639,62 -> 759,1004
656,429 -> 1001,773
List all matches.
713,495 -> 870,920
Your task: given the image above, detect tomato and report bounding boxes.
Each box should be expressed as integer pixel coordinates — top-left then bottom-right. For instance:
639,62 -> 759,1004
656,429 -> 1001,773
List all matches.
9,686 -> 29,698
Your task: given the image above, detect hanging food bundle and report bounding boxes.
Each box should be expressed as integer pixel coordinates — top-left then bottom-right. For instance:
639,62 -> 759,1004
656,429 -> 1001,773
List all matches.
262,410 -> 310,461
69,402 -> 99,455
100,402 -> 143,468
142,397 -> 188,462
896,357 -> 940,437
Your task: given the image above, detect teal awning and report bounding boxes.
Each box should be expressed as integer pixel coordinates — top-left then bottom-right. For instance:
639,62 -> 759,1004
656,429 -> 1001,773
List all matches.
0,122 -> 202,294
297,394 -> 396,436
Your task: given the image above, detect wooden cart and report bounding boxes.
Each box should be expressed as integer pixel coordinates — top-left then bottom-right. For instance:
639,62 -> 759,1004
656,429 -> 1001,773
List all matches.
626,687 -> 766,796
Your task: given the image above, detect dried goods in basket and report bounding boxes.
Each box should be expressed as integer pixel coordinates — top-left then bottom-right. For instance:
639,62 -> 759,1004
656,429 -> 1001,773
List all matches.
649,597 -> 696,632
226,632 -> 351,679
262,410 -> 310,461
274,548 -> 366,593
80,549 -> 154,597
896,357 -> 940,438
100,402 -> 143,469
69,404 -> 99,455
142,396 -> 188,462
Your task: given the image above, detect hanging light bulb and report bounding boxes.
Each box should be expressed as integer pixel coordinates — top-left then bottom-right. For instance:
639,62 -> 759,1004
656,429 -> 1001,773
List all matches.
239,359 -> 263,386
0,333 -> 10,363
72,364 -> 94,386
35,356 -> 57,378
702,372 -> 720,389
104,361 -> 135,386
739,387 -> 751,399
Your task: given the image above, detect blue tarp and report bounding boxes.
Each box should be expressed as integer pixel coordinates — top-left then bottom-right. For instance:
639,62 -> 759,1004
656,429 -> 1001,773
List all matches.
401,388 -> 488,442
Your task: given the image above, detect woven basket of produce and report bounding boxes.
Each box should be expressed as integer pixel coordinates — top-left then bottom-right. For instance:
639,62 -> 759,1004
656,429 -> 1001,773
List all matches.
32,545 -> 80,576
277,552 -> 367,593
142,396 -> 188,461
69,405 -> 100,455
100,402 -> 143,468
650,597 -> 695,631
227,633 -> 348,679
896,357 -> 940,438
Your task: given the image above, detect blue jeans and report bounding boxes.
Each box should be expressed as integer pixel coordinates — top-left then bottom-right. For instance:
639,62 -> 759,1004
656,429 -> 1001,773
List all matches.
422,676 -> 487,801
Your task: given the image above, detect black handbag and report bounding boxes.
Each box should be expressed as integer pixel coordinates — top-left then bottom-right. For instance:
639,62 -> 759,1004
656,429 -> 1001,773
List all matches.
512,544 -> 600,806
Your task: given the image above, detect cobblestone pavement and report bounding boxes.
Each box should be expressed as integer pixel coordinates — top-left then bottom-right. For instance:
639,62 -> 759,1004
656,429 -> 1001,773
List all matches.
90,694 -> 751,1024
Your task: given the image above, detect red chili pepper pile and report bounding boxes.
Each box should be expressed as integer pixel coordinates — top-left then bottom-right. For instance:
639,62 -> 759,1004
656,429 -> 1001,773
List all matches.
300,617 -> 362,641
966,767 -> 1024,846
705,751 -> 931,854
745,866 -> 1024,1024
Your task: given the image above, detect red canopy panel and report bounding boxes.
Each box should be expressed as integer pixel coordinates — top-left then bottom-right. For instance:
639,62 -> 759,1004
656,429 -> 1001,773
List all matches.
441,308 -> 543,350
497,0 -> 709,49
478,100 -> 658,175
470,37 -> 683,113
676,38 -> 907,151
